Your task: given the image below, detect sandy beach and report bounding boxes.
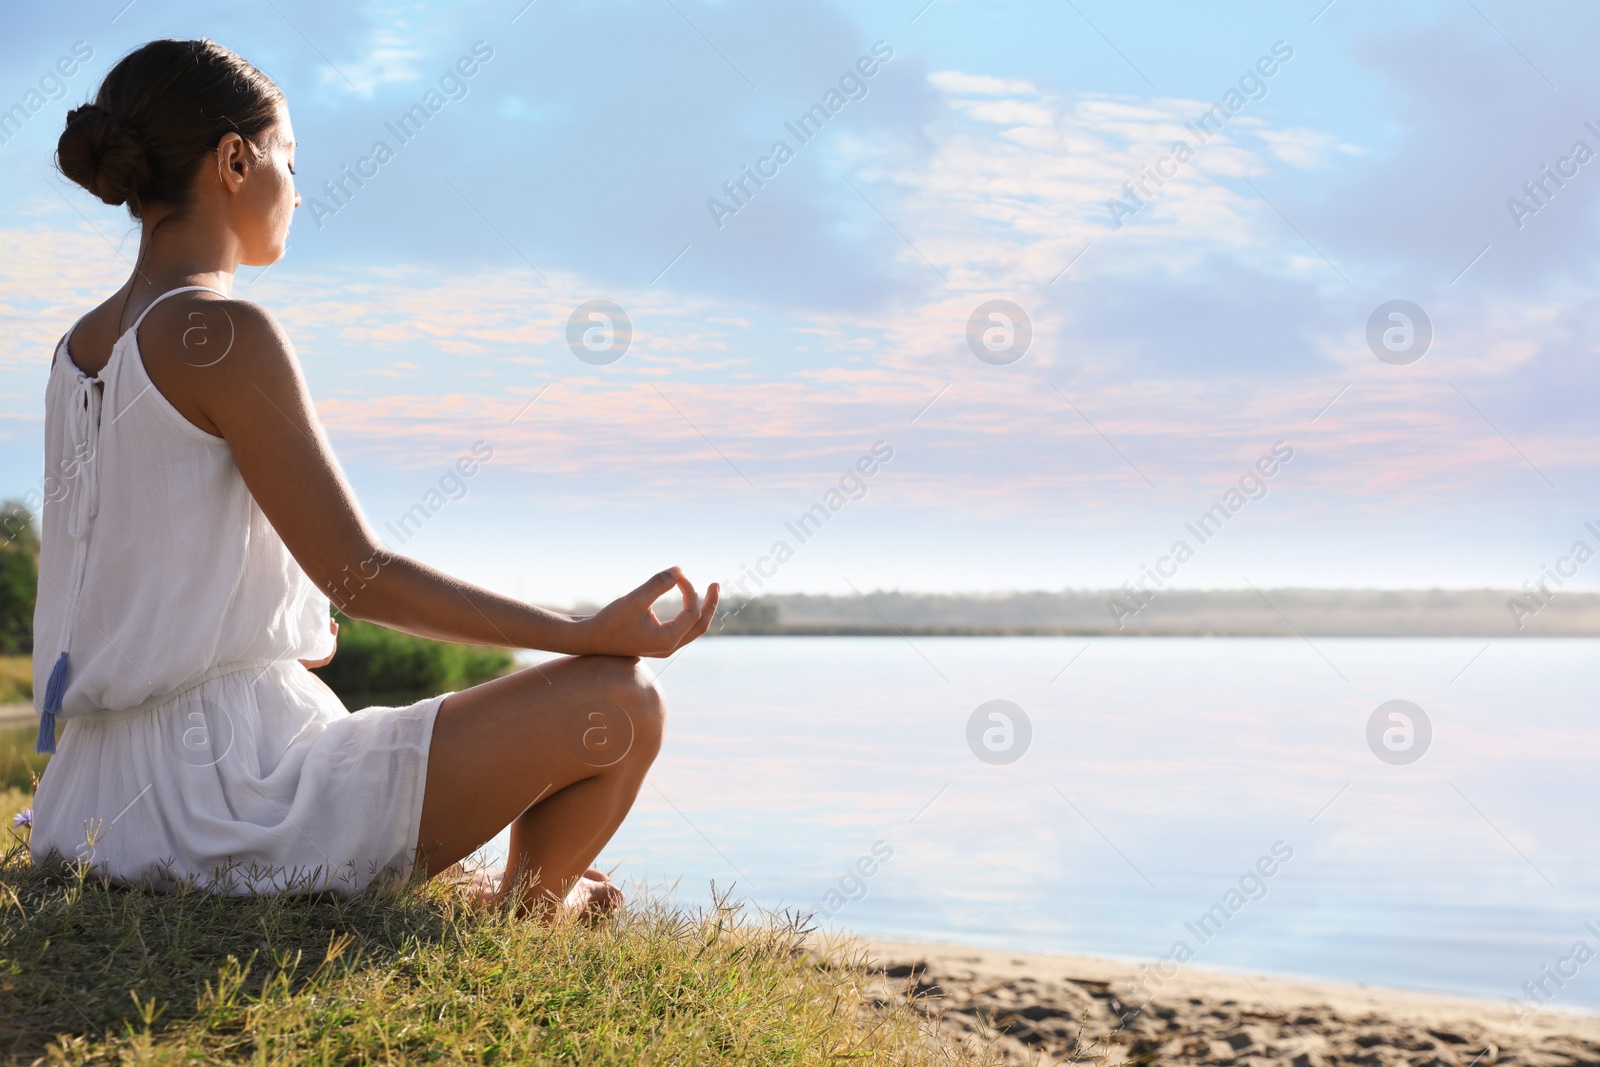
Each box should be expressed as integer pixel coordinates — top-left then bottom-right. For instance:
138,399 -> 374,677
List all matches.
861,938 -> 1600,1067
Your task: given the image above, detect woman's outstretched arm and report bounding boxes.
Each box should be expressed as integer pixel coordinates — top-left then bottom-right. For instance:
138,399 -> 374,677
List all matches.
140,291 -> 717,658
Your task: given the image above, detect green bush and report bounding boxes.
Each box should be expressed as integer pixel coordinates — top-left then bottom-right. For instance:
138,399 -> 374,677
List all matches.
0,550 -> 35,656
312,612 -> 514,707
0,500 -> 38,657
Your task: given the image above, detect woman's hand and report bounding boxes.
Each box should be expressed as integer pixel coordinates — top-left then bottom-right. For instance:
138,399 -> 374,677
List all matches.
575,568 -> 719,658
298,616 -> 339,669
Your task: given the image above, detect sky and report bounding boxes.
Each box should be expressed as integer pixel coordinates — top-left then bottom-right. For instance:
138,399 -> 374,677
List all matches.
2,0 -> 1598,607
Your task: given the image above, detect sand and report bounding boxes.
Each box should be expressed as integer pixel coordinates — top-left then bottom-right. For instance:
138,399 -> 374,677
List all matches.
859,937 -> 1600,1067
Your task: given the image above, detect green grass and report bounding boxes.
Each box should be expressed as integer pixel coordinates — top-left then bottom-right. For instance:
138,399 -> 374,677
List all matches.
0,728 -> 986,1066
0,725 -> 45,794
0,857 -> 979,1066
0,656 -> 30,705
0,725 -> 46,831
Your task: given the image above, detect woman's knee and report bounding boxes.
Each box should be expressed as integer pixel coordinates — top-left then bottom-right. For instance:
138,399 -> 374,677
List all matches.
576,655 -> 666,765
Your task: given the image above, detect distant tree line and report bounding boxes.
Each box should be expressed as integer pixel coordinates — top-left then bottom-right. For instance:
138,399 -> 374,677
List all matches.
706,589 -> 1600,637
0,501 -> 39,656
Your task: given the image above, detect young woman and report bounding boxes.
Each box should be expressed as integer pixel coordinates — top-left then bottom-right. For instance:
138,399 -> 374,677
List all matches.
30,38 -> 718,916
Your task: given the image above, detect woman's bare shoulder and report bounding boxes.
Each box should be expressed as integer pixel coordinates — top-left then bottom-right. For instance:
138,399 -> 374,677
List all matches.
136,291 -> 294,369
133,291 -> 303,436
61,294 -> 134,377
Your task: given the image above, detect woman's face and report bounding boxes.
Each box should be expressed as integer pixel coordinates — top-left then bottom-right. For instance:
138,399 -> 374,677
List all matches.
235,101 -> 299,267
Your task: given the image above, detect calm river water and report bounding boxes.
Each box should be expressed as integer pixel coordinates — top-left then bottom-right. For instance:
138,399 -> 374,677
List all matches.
486,636 -> 1599,1010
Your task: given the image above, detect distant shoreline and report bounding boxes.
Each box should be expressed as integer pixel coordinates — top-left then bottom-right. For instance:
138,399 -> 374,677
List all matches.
701,588 -> 1600,638
706,626 -> 1600,637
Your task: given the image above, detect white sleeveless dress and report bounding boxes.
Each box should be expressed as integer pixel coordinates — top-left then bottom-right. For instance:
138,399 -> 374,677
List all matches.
29,286 -> 446,895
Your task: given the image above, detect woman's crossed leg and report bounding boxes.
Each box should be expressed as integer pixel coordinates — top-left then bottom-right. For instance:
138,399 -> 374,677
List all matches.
416,653 -> 665,916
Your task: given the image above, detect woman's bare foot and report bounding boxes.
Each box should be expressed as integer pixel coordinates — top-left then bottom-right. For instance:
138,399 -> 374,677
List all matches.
439,861 -> 502,905
565,866 -> 625,920
441,863 -> 622,919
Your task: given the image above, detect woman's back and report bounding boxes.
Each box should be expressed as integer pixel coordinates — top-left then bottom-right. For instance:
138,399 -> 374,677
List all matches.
34,285 -> 332,728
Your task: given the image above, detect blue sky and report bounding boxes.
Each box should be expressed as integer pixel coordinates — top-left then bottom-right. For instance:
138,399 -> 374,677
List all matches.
2,0 -> 1597,605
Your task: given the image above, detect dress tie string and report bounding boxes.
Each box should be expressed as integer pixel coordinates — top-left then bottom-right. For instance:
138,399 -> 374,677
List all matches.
40,371 -> 104,754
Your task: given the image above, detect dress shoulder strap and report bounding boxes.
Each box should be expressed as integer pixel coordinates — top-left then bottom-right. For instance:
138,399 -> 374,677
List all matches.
129,285 -> 229,333
54,321 -> 84,363
53,311 -> 97,375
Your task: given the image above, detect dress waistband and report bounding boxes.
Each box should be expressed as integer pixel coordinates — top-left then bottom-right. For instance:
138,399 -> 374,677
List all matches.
78,659 -> 289,722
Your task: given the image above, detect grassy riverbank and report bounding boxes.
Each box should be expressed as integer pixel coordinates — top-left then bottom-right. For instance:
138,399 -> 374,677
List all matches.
0,856 -> 971,1065
0,725 -> 980,1066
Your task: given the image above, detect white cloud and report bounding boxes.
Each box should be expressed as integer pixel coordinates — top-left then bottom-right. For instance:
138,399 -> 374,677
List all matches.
322,30 -> 425,99
2,68 -> 1586,519
1258,128 -> 1339,168
927,71 -> 1039,96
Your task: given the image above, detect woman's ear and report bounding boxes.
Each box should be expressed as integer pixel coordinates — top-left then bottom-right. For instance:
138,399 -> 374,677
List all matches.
215,132 -> 248,191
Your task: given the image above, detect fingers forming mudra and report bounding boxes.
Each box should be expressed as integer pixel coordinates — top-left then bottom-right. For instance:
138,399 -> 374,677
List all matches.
584,567 -> 720,658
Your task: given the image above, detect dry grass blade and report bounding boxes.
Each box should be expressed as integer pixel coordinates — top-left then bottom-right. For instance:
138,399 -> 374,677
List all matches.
0,799 -> 989,1065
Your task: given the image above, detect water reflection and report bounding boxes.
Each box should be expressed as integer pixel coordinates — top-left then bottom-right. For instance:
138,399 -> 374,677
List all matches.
487,636 -> 1600,1008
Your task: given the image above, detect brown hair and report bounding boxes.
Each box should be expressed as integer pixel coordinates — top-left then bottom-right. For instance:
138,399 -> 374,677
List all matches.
57,39 -> 284,218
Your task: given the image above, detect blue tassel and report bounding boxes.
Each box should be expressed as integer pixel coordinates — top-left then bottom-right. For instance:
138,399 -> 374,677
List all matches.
38,650 -> 68,755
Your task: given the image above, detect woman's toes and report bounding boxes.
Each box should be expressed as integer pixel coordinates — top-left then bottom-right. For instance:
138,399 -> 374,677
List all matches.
565,874 -> 625,918
442,864 -> 503,906
475,869 -> 506,905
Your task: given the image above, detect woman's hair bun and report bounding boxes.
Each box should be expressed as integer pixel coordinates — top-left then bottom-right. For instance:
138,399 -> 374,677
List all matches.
57,104 -> 151,208
56,41 -> 283,219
